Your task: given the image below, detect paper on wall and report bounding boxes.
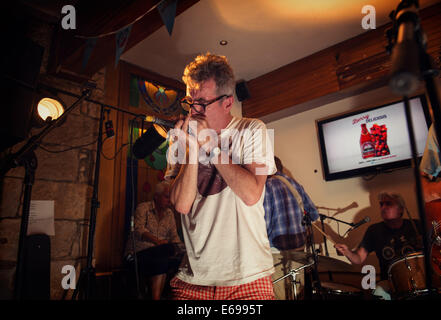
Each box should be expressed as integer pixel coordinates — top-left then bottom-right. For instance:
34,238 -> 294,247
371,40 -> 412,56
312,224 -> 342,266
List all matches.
27,200 -> 55,236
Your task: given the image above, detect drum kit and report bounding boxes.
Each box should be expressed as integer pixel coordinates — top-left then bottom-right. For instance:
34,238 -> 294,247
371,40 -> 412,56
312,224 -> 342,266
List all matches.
272,213 -> 441,301
272,250 -> 366,300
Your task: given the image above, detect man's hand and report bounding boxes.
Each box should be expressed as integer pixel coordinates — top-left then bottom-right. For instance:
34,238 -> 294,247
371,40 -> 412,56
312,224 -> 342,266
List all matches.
173,113 -> 199,151
334,244 -> 367,265
190,114 -> 219,153
334,243 -> 350,256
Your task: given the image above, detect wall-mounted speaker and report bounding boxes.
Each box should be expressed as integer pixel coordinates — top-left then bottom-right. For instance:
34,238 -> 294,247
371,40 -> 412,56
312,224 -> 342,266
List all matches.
235,81 -> 250,102
22,234 -> 51,299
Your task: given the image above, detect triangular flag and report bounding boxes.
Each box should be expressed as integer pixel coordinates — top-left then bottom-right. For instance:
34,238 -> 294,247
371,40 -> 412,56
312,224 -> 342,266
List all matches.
81,38 -> 96,71
157,0 -> 177,36
115,24 -> 132,67
82,38 -> 97,71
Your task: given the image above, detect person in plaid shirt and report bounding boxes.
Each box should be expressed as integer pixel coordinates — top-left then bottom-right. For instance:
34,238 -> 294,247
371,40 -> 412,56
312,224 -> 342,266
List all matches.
264,156 -> 319,299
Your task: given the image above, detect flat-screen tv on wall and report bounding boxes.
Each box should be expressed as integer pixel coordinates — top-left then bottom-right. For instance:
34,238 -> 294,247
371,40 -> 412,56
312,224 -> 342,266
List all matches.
316,95 -> 431,181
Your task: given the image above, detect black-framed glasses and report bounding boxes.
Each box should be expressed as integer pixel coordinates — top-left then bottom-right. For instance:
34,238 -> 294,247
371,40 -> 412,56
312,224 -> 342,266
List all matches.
180,94 -> 231,114
379,200 -> 394,207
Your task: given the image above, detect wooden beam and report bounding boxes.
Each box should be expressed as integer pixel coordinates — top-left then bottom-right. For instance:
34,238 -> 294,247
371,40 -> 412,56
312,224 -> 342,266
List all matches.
243,3 -> 441,120
48,0 -> 200,83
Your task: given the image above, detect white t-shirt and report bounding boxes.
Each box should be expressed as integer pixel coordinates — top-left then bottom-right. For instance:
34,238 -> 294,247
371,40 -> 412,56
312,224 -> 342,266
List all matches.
165,116 -> 277,286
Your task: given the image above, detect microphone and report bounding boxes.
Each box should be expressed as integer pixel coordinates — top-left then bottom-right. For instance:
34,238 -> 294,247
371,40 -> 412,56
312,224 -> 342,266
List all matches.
132,117 -> 171,159
350,216 -> 371,229
388,2 -> 422,96
145,115 -> 176,128
132,113 -> 190,159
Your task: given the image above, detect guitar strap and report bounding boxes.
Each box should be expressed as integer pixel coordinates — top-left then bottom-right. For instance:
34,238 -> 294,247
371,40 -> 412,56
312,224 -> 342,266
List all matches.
273,175 -> 304,213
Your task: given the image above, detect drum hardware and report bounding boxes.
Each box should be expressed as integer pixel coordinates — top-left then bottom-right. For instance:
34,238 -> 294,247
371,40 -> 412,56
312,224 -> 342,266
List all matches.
273,212 -> 359,300
303,211 -> 323,297
435,236 -> 441,247
388,251 -> 441,299
316,282 -> 364,300
273,262 -> 315,300
317,214 -> 354,254
403,256 -> 418,291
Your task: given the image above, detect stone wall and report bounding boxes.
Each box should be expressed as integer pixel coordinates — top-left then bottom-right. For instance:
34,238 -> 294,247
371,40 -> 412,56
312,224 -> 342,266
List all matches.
0,14 -> 107,299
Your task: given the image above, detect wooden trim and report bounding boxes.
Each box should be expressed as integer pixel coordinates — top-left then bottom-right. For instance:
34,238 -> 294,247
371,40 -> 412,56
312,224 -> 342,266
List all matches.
94,64 -> 120,272
94,61 -> 184,271
119,61 -> 185,113
243,2 -> 441,121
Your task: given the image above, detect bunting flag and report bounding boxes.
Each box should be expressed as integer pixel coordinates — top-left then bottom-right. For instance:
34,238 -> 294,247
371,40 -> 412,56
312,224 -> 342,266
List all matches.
115,25 -> 132,67
157,0 -> 178,36
81,37 -> 97,71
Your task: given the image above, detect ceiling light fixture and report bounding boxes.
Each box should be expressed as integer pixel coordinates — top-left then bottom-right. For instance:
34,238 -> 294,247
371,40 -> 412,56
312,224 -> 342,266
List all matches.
219,40 -> 228,46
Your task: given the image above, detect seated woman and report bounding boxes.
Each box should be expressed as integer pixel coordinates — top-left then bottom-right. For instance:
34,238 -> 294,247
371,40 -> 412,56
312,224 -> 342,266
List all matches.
125,181 -> 183,300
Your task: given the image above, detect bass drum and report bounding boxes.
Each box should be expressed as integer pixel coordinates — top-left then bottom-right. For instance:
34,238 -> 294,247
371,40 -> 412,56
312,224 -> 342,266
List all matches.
318,282 -> 364,300
388,251 -> 441,300
313,271 -> 372,300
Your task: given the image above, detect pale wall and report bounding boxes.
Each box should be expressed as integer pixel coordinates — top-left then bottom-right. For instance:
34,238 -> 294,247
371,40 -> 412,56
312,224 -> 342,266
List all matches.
266,86 -> 423,272
231,92 -> 243,118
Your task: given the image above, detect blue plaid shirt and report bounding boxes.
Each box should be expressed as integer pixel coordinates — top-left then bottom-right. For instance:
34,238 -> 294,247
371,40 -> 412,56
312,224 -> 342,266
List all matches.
263,172 -> 319,248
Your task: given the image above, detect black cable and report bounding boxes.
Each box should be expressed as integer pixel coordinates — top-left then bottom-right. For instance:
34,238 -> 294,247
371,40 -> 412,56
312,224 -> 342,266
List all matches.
15,181 -> 25,218
38,137 -> 100,153
128,115 -> 145,299
100,137 -> 130,161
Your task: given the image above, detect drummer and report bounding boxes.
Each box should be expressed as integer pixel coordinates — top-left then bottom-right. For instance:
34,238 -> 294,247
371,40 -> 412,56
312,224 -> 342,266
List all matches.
334,192 -> 423,300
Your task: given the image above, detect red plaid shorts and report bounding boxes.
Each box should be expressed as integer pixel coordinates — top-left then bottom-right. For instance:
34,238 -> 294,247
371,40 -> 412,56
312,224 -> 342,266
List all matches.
170,275 -> 275,300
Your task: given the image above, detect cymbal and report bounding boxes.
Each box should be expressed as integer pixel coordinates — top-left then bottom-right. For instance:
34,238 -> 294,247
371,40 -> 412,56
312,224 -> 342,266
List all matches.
275,251 -> 354,272
315,255 -> 354,272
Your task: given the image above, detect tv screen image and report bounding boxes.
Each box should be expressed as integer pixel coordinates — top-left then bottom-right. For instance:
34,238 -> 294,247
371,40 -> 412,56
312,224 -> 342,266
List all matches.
317,95 -> 430,181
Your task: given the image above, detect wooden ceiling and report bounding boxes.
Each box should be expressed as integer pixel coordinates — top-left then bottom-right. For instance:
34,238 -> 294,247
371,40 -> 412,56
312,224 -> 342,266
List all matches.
20,0 -> 200,83
17,1 -> 441,121
243,2 -> 441,121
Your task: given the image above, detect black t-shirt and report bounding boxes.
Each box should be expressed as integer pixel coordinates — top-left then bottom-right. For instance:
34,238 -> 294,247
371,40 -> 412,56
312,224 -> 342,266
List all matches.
359,219 -> 423,280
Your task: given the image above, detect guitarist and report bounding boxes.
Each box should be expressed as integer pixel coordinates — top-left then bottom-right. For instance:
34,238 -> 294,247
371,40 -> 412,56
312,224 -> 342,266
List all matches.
420,124 -> 441,276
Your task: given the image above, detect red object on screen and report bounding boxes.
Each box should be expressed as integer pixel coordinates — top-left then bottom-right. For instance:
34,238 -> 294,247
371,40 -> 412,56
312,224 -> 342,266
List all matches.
360,124 -> 375,159
370,124 -> 390,157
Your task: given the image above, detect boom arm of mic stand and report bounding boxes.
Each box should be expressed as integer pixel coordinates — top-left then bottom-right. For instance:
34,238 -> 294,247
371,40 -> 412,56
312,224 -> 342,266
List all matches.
1,89 -> 91,177
319,214 -> 354,226
387,0 -> 439,295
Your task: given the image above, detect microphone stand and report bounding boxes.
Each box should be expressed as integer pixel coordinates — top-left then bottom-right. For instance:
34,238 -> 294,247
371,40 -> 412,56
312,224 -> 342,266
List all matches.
72,104 -> 105,300
387,0 -> 441,297
302,212 -> 322,300
0,88 -> 91,300
319,215 -> 329,256
318,214 -> 354,249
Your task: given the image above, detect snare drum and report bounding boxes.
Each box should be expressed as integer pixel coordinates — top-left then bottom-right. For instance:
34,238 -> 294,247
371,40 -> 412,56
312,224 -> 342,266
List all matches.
387,251 -> 435,299
318,282 -> 364,300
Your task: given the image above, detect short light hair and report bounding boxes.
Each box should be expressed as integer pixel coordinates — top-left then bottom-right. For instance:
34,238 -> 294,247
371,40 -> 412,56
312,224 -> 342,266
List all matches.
378,192 -> 406,210
154,181 -> 170,196
182,53 -> 235,95
274,156 -> 283,173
